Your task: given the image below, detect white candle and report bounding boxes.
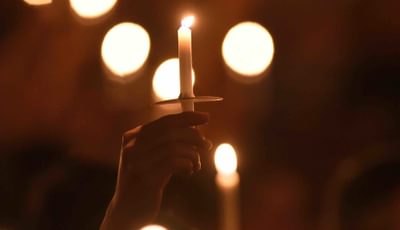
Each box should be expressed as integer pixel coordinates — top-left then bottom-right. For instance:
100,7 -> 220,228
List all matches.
180,99 -> 194,112
214,143 -> 240,230
178,16 -> 195,99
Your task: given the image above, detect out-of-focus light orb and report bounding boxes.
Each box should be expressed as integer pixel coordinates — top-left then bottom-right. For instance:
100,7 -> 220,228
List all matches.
222,21 -> 274,76
152,58 -> 195,101
140,225 -> 167,230
69,0 -> 117,19
101,22 -> 150,77
24,0 -> 52,6
214,143 -> 237,175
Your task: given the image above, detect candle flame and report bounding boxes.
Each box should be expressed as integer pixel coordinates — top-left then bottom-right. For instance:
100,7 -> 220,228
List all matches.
181,16 -> 195,28
214,143 -> 237,175
140,225 -> 167,230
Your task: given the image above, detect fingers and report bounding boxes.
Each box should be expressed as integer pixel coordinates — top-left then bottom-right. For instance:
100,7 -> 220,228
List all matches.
118,112 -> 210,189
166,158 -> 194,175
135,127 -> 211,153
158,144 -> 200,175
167,144 -> 199,162
122,141 -> 203,174
122,112 -> 210,151
142,112 -> 209,135
158,111 -> 209,127
121,126 -> 211,175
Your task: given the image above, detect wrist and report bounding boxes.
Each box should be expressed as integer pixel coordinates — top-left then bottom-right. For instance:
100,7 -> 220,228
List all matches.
102,188 -> 163,230
101,196 -> 149,230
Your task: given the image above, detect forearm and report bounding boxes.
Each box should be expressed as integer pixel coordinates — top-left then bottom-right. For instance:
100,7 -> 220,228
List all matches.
100,190 -> 163,230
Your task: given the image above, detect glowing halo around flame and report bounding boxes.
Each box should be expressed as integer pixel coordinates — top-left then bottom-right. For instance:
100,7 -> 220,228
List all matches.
222,22 -> 274,78
69,0 -> 117,19
101,22 -> 150,78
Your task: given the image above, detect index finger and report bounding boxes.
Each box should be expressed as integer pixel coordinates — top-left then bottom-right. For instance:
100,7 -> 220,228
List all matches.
143,112 -> 209,132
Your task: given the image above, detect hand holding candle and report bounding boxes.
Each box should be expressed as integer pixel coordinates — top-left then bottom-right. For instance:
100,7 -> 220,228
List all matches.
100,112 -> 211,230
102,14 -> 222,230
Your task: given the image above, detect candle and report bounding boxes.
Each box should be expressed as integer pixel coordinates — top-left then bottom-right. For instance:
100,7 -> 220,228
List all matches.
180,99 -> 194,112
178,16 -> 195,99
214,143 -> 240,230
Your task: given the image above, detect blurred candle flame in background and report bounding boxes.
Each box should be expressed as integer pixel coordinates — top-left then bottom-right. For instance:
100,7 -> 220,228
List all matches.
69,0 -> 117,19
215,143 -> 240,230
215,143 -> 238,175
101,22 -> 150,78
222,22 -> 274,78
23,0 -> 52,6
140,224 -> 168,230
152,58 -> 195,101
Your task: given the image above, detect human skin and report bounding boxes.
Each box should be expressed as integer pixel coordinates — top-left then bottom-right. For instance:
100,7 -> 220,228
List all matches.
100,112 -> 211,230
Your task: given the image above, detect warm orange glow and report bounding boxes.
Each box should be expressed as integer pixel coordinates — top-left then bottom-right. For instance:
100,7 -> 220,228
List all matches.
152,58 -> 195,101
101,22 -> 150,77
222,22 -> 274,77
140,225 -> 168,230
214,143 -> 238,175
69,0 -> 117,19
181,16 -> 195,28
24,0 -> 52,5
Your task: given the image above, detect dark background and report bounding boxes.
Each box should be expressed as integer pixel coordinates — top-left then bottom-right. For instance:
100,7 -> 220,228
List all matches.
1,0 -> 399,229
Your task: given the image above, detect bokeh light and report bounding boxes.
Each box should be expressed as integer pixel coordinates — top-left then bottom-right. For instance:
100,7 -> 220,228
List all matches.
222,21 -> 274,77
101,22 -> 150,78
152,58 -> 195,101
214,143 -> 237,175
24,0 -> 52,6
69,0 -> 117,19
140,225 -> 167,230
